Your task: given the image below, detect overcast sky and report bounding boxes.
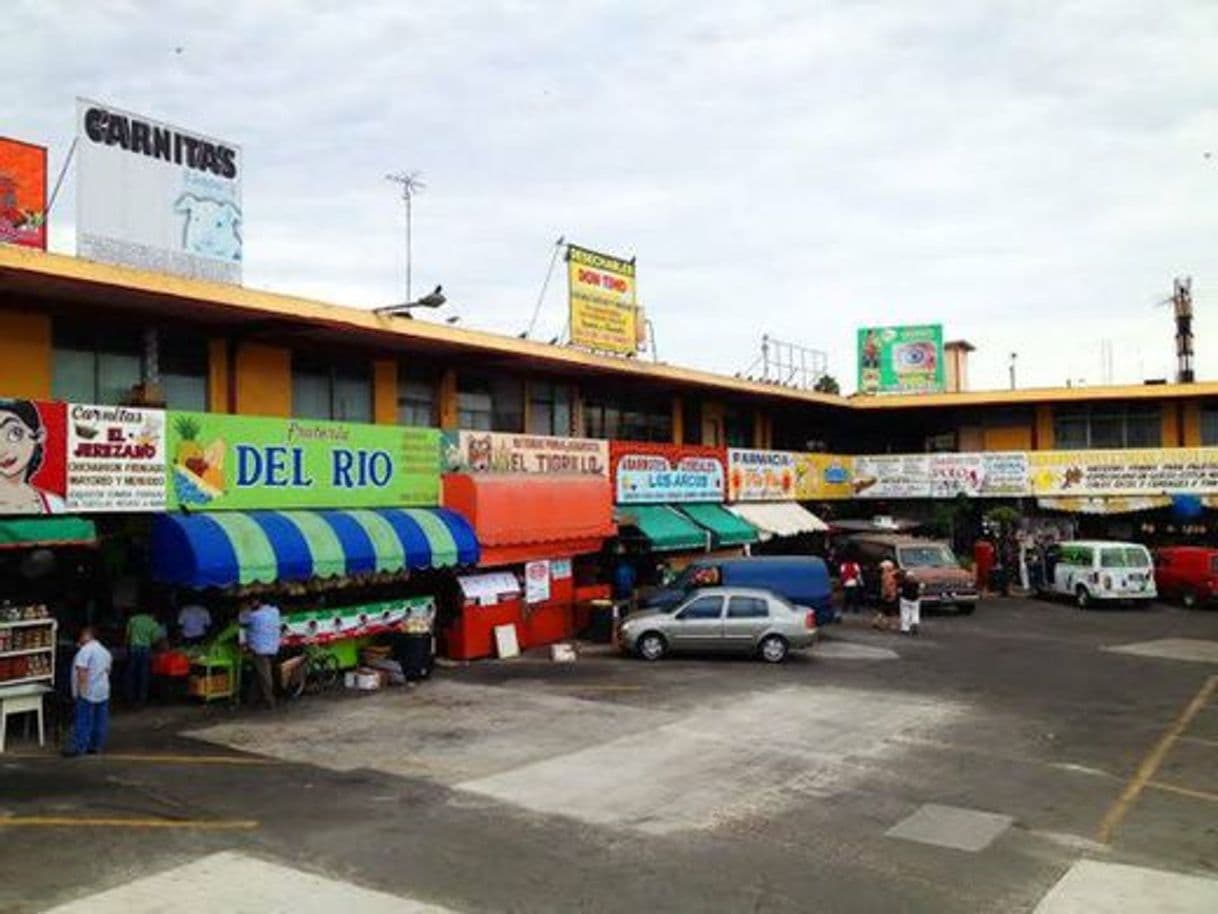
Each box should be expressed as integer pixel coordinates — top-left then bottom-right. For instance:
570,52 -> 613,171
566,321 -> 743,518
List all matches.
7,1 -> 1218,392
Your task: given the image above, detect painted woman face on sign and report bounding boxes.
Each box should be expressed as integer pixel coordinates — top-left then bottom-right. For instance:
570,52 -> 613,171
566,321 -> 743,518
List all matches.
0,400 -> 65,515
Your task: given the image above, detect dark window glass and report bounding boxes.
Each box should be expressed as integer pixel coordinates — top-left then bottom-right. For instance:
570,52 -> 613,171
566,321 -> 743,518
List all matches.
583,390 -> 670,442
1052,403 -> 1162,449
727,596 -> 769,619
527,381 -> 571,436
491,376 -> 523,432
52,323 -> 142,405
159,335 -> 208,411
682,399 -> 702,445
398,373 -> 436,427
724,406 -> 754,448
677,596 -> 723,620
457,375 -> 493,430
292,356 -> 371,421
1202,405 -> 1218,446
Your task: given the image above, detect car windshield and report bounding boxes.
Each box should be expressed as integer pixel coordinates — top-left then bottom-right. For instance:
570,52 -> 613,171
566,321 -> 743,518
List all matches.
1102,547 -> 1150,568
898,545 -> 957,568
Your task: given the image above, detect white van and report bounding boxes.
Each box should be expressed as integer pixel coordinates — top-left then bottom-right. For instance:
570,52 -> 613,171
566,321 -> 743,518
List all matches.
1040,540 -> 1156,608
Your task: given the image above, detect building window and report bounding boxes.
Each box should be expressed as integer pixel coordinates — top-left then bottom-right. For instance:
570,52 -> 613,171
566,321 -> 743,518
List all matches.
527,381 -> 572,437
292,356 -> 372,422
457,373 -> 523,432
52,324 -> 143,405
1052,403 -> 1161,449
397,365 -> 436,427
159,335 -> 208,411
723,406 -> 754,448
583,389 -> 671,442
1202,404 -> 1218,446
682,399 -> 702,445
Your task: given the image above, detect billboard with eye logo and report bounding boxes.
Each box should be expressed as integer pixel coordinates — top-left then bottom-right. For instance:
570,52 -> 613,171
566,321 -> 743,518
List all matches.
857,324 -> 944,394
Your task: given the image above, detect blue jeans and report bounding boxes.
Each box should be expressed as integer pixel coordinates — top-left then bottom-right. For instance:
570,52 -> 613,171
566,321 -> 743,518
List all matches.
72,698 -> 109,754
125,646 -> 151,705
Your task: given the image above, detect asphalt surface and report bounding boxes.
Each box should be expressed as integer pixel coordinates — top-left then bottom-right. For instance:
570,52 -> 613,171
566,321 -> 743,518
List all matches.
3,595 -> 1217,913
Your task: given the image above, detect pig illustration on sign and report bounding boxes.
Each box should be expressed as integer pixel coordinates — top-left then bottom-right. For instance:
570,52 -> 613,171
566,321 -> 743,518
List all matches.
174,193 -> 242,262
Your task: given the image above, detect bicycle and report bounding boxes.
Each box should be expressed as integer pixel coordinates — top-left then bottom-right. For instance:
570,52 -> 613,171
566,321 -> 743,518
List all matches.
282,645 -> 342,699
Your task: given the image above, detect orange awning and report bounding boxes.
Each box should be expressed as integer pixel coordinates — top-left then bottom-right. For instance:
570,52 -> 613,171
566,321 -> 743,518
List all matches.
442,473 -> 616,566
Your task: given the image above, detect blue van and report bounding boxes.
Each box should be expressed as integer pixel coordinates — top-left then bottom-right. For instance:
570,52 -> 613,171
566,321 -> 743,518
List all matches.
645,556 -> 836,626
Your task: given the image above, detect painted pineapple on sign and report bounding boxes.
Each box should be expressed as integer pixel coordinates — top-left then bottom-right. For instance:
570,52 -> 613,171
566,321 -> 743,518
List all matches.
172,415 -> 226,504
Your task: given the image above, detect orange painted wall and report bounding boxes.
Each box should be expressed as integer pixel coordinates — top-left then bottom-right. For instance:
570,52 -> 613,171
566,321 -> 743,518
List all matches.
234,343 -> 291,417
1034,405 -> 1054,450
373,360 -> 397,425
1182,402 -> 1202,446
0,309 -> 51,399
438,368 -> 458,430
983,425 -> 1033,451
1160,402 -> 1180,447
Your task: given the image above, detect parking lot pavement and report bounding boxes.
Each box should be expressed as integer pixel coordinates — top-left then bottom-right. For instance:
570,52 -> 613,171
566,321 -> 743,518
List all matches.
4,596 -> 1218,913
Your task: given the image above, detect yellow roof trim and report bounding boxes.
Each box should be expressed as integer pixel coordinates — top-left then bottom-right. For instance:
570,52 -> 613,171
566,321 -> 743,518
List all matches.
2,247 -> 1214,411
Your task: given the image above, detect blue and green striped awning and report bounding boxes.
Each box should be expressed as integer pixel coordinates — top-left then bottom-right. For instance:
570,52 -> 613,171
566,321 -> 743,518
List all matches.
150,508 -> 478,588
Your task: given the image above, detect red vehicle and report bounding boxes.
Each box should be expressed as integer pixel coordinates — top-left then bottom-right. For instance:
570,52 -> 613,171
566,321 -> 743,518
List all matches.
1153,546 -> 1218,609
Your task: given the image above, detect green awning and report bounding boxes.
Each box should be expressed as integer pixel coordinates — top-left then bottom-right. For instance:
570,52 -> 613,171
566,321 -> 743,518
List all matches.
621,504 -> 708,552
0,516 -> 98,550
678,503 -> 759,547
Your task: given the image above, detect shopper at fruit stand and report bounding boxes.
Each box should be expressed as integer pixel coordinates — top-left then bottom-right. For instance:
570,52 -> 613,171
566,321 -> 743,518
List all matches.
63,626 -> 111,757
123,609 -> 161,706
241,597 -> 281,710
176,593 -> 212,645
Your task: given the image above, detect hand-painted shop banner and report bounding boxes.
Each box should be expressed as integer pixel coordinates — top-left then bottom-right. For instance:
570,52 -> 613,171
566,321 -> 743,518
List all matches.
728,449 -> 854,501
167,412 -> 439,510
728,449 -> 796,501
66,403 -> 166,511
611,442 -> 725,504
1029,448 -> 1218,496
568,243 -> 638,355
76,99 -> 242,283
1,399 -> 166,514
0,399 -> 67,514
444,430 -> 608,476
851,454 -> 932,498
857,324 -> 944,394
0,137 -> 47,250
928,452 -> 1030,498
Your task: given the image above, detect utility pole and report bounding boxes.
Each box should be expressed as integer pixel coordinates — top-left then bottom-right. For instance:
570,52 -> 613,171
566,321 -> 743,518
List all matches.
1008,352 -> 1017,390
385,171 -> 425,303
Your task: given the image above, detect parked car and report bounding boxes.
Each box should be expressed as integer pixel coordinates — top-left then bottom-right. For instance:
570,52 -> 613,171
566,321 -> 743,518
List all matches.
643,556 -> 834,626
1153,546 -> 1218,609
1039,540 -> 1156,608
845,533 -> 978,613
620,587 -> 817,663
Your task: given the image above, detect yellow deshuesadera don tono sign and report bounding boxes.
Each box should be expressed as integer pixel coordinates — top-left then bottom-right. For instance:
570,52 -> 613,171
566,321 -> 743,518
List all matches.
567,243 -> 638,355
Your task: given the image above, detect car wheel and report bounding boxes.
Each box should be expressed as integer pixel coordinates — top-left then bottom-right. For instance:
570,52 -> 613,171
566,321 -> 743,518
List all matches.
758,634 -> 788,664
1075,586 -> 1091,610
637,632 -> 667,661
1181,590 -> 1198,610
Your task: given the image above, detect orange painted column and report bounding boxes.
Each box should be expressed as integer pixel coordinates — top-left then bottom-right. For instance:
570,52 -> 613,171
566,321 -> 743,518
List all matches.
1034,405 -> 1054,450
1160,401 -> 1179,448
373,360 -> 397,424
234,343 -> 291,417
207,339 -> 229,413
1182,402 -> 1202,446
671,396 -> 684,444
438,368 -> 459,430
0,310 -> 51,399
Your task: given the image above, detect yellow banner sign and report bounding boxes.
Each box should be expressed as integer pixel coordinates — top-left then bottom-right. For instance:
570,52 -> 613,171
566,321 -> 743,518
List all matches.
568,244 -> 637,355
1029,448 -> 1218,496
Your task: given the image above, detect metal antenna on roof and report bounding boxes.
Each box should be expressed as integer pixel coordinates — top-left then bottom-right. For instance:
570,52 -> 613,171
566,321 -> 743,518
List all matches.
385,171 -> 425,303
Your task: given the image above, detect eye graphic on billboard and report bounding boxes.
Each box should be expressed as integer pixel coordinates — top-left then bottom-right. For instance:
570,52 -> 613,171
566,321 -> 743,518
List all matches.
857,324 -> 945,394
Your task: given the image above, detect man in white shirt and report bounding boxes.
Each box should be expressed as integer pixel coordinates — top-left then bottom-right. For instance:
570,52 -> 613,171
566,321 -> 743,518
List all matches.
177,597 -> 212,645
65,626 -> 112,757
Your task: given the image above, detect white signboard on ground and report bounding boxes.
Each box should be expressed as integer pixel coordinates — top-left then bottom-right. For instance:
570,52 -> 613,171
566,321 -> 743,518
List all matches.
76,99 -> 242,283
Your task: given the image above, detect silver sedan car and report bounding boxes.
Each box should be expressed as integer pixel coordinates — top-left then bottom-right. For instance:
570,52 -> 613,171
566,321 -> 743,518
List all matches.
619,587 -> 817,663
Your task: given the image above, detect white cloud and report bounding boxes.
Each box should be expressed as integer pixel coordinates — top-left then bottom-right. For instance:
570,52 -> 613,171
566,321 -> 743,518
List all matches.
6,0 -> 1218,391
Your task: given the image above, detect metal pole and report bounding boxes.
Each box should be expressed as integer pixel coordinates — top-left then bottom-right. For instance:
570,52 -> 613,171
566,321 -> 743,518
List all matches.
405,189 -> 412,304
47,138 -> 78,215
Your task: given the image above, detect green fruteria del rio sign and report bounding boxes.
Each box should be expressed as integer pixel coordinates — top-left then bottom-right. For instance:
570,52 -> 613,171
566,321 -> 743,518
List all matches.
165,412 -> 440,509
